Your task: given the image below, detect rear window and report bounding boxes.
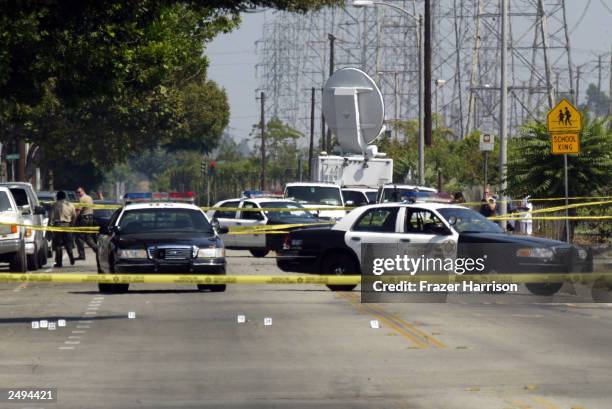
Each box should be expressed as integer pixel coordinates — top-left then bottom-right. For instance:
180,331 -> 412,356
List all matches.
214,201 -> 240,219
119,209 -> 212,234
0,191 -> 13,212
9,188 -> 29,207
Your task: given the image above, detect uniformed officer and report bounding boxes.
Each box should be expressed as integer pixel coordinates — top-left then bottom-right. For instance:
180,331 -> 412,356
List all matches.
51,190 -> 76,267
74,186 -> 98,260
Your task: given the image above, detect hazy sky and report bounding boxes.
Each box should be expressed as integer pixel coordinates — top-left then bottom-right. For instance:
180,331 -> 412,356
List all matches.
206,2 -> 612,143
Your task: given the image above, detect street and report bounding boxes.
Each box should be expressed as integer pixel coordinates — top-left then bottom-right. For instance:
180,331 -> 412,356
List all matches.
1,249 -> 611,409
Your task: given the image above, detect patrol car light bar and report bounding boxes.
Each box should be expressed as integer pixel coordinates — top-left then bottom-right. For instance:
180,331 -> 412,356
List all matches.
123,191 -> 195,204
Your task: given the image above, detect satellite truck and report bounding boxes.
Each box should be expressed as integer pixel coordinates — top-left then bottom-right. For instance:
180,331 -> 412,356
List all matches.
284,68 -> 393,219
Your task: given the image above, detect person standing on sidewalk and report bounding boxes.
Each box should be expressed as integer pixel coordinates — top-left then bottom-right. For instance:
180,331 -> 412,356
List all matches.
51,191 -> 76,267
74,186 -> 98,260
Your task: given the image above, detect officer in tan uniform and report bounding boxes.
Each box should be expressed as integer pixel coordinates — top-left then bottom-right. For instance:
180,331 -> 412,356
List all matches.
51,190 -> 76,267
75,186 -> 98,260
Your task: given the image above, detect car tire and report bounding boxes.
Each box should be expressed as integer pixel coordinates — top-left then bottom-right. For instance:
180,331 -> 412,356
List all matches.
276,259 -> 293,272
10,242 -> 27,273
591,278 -> 612,302
197,268 -> 227,292
27,244 -> 40,271
249,249 -> 269,258
322,252 -> 358,292
525,282 -> 562,296
98,283 -> 129,293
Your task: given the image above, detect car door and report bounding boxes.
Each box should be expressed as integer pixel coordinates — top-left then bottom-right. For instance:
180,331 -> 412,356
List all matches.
98,208 -> 122,272
211,200 -> 241,247
398,207 -> 458,261
235,201 -> 267,249
344,206 -> 404,263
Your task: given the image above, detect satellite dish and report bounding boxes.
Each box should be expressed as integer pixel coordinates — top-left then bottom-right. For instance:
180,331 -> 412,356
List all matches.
322,68 -> 385,156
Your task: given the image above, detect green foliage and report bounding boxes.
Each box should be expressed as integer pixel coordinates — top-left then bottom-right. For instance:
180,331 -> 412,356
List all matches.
582,84 -> 611,118
506,116 -> 612,198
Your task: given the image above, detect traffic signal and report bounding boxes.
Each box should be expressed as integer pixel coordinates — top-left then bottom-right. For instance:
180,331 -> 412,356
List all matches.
201,159 -> 207,175
209,160 -> 216,176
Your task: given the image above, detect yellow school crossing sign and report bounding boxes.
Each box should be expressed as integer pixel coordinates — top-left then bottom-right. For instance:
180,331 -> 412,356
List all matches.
546,98 -> 582,154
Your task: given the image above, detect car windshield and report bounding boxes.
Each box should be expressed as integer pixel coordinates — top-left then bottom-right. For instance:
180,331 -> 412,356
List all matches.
0,191 -> 13,212
382,188 -> 437,203
260,201 -> 315,220
366,191 -> 377,203
437,207 -> 503,233
9,188 -> 29,207
285,186 -> 343,206
119,209 -> 213,234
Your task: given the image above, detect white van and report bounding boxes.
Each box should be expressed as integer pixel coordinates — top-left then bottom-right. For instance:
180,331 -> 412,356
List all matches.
0,186 -> 27,272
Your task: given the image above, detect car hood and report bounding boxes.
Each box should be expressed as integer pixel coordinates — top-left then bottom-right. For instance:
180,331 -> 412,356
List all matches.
267,216 -> 329,225
458,232 -> 567,247
115,232 -> 218,248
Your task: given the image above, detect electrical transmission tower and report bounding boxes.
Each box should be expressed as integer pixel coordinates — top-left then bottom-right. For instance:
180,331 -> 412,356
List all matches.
256,0 -> 574,147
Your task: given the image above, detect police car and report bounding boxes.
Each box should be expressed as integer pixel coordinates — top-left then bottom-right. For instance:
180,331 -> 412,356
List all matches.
341,187 -> 377,206
208,196 -> 326,257
96,192 -> 227,293
376,184 -> 438,203
277,202 -> 587,293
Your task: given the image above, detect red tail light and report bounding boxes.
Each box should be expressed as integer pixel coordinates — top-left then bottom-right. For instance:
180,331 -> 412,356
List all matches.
282,234 -> 292,250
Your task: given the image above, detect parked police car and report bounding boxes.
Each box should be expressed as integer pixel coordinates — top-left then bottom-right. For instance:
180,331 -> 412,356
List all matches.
376,184 -> 438,203
96,194 -> 227,293
277,202 -> 587,293
341,187 -> 377,206
209,196 -> 327,257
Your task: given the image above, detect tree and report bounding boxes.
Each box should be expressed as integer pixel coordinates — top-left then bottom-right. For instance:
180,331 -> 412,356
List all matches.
505,116 -> 611,199
583,84 -> 611,118
1,0 -> 338,181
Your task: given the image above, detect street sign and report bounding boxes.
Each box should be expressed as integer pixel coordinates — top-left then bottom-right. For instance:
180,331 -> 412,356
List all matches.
551,134 -> 580,154
546,98 -> 582,134
6,153 -> 19,160
479,133 -> 494,151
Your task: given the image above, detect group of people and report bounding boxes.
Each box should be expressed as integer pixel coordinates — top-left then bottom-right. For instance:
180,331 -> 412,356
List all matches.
50,187 -> 98,267
478,188 -> 533,234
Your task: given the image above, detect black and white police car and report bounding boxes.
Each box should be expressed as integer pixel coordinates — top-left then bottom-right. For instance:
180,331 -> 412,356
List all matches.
277,202 -> 588,293
96,196 -> 227,293
208,196 -> 327,257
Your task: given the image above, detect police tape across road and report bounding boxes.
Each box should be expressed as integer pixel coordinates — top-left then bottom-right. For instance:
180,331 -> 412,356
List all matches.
0,273 -> 611,285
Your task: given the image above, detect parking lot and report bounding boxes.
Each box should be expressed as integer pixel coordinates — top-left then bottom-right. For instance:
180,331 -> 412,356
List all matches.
1,249 -> 611,409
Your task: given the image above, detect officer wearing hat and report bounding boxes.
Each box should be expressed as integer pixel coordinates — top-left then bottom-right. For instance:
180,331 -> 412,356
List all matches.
51,190 -> 76,267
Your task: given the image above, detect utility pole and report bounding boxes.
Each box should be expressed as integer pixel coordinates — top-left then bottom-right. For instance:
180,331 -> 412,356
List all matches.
258,91 -> 266,191
424,0 -> 432,146
597,54 -> 603,93
498,0 -> 508,228
327,33 -> 335,152
575,65 -> 581,107
309,87 -> 315,179
609,45 -> 612,116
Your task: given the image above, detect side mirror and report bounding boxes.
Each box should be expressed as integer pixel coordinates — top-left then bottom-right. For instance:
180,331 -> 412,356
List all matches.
107,225 -> 120,235
20,205 -> 31,215
34,205 -> 46,215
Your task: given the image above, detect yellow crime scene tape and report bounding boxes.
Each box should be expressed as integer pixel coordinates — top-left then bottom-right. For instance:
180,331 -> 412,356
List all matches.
0,273 -> 610,285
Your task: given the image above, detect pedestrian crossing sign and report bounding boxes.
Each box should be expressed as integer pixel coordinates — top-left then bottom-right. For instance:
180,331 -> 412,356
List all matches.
551,134 -> 580,154
547,98 -> 581,134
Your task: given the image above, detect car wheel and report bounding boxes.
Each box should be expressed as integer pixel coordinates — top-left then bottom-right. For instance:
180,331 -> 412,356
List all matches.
98,283 -> 129,293
322,252 -> 358,292
276,259 -> 293,272
249,249 -> 269,258
591,278 -> 612,302
526,282 -> 562,296
27,244 -> 40,271
197,268 -> 227,292
10,242 -> 27,273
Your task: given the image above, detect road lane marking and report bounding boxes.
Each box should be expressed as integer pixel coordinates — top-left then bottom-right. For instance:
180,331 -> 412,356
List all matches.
72,330 -> 86,334
76,325 -> 90,329
531,396 -> 561,409
84,312 -> 96,315
68,336 -> 81,339
58,346 -> 75,350
78,320 -> 93,324
64,341 -> 80,345
337,293 -> 428,349
342,292 -> 447,349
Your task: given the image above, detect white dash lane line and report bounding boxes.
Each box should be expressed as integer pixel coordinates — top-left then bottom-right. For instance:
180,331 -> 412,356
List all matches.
58,346 -> 75,350
72,330 -> 86,334
68,336 -> 81,339
64,341 -> 80,345
76,325 -> 90,329
84,312 -> 97,315
78,320 -> 93,324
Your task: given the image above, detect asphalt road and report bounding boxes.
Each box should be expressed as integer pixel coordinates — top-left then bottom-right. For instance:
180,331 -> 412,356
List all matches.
1,249 -> 611,409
